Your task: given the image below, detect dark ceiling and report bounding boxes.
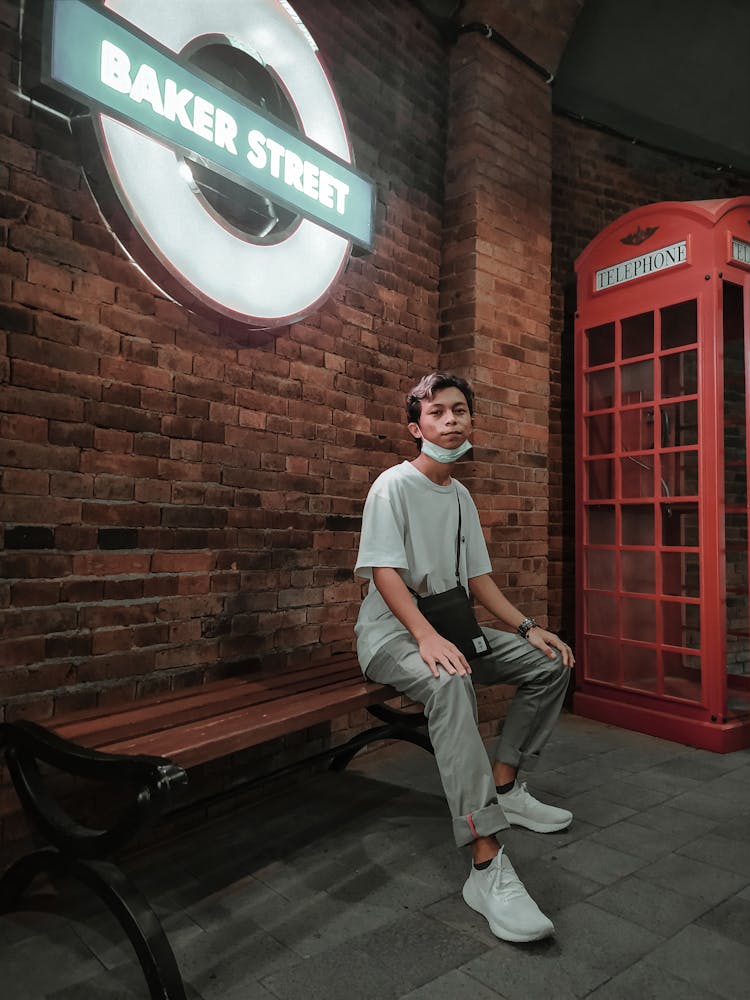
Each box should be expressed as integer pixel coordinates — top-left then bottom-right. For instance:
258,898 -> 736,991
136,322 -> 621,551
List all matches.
553,0 -> 750,174
419,0 -> 750,175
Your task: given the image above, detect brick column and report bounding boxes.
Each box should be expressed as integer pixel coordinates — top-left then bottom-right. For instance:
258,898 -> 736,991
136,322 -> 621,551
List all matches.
440,1 -> 580,627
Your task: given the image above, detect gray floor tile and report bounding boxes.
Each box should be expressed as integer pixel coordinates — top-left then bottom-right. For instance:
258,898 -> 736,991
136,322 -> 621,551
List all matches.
516,856 -> 602,914
462,937 -> 610,1000
677,830 -> 750,878
259,945 -> 404,1000
586,958 -> 724,999
2,921 -> 105,997
586,874 -> 711,936
620,769 -> 707,797
590,818 -> 701,861
595,779 -> 672,812
642,923 -> 750,1000
562,790 -> 637,828
696,892 -> 750,947
398,968 -> 509,999
549,900 -> 665,976
543,838 -> 645,885
261,912 -> 488,1000
553,759 -> 632,793
667,787 -> 750,822
634,852 -> 748,905
707,764 -> 750,805
597,745 -> 690,773
644,754 -> 741,783
626,802 -> 719,839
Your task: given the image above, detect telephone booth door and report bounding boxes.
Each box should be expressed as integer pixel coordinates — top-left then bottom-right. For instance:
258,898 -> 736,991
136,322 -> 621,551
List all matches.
574,197 -> 750,752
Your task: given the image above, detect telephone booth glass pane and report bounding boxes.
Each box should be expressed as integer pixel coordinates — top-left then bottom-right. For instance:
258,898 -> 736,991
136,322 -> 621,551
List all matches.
663,650 -> 702,701
587,323 -> 615,366
622,505 -> 654,545
586,550 -> 617,590
661,299 -> 697,349
588,369 -> 614,409
622,597 -> 656,641
622,549 -> 655,593
621,410 -> 654,452
621,360 -> 654,404
662,503 -> 699,546
622,311 -> 654,358
723,280 -> 750,716
585,636 -> 619,684
587,459 -> 614,499
586,413 -> 614,454
621,456 -> 653,498
586,592 -> 618,635
622,644 -> 658,692
661,350 -> 697,398
662,551 -> 700,597
661,451 -> 699,497
662,600 -> 700,649
587,506 -> 615,544
662,400 -> 698,447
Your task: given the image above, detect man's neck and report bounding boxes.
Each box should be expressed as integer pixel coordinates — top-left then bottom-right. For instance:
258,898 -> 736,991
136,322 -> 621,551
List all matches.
411,452 -> 454,486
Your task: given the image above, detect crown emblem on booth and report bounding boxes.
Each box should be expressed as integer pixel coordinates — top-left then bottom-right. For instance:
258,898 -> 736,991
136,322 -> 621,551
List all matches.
620,225 -> 659,246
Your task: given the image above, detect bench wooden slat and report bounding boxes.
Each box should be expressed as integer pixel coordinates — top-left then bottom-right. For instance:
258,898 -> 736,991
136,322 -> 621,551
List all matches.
53,659 -> 363,749
50,656 -> 359,732
100,678 -> 392,768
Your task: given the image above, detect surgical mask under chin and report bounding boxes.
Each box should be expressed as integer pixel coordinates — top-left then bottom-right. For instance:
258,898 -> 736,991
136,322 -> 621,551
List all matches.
420,437 -> 473,463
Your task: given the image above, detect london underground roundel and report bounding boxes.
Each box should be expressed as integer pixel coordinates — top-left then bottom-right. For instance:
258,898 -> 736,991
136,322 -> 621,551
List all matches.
44,0 -> 375,327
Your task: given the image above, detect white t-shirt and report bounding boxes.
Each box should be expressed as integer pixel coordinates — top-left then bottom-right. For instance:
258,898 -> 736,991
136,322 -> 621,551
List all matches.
354,461 -> 492,669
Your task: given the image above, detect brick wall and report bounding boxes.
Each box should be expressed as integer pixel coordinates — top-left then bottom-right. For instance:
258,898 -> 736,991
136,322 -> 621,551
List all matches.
548,115 -> 749,636
440,0 -> 582,630
0,0 -> 453,847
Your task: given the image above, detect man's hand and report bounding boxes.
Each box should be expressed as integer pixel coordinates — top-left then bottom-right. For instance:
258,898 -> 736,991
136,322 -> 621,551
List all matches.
417,632 -> 472,677
526,626 -> 575,668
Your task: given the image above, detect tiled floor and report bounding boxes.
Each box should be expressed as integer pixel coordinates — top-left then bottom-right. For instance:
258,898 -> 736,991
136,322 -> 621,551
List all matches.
2,711 -> 750,999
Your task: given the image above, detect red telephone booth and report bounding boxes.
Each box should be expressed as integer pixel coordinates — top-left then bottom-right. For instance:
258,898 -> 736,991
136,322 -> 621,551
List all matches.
574,197 -> 750,752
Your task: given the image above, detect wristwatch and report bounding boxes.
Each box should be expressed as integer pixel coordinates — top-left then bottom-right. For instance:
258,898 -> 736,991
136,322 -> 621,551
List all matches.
517,617 -> 538,639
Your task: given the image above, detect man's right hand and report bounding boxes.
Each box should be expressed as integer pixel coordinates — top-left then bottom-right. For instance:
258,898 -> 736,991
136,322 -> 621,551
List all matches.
417,632 -> 472,677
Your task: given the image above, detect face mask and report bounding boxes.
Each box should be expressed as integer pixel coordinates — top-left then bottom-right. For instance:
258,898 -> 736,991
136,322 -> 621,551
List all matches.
420,438 -> 473,463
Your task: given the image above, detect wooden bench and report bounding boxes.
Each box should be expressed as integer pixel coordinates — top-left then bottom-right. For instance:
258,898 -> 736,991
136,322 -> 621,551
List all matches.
0,652 -> 432,1000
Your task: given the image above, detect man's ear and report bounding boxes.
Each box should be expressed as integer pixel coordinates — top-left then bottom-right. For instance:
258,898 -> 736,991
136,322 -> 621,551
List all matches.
407,421 -> 422,441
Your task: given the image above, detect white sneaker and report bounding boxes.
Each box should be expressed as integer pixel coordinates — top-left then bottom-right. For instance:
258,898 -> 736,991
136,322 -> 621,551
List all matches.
462,849 -> 554,942
498,781 -> 572,833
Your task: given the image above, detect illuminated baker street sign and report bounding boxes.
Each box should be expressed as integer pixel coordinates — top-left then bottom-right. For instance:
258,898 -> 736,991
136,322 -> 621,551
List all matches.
42,0 -> 375,326
595,241 -> 687,292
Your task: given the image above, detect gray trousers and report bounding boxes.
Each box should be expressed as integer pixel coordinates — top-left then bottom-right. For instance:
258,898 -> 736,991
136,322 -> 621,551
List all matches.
364,627 -> 570,847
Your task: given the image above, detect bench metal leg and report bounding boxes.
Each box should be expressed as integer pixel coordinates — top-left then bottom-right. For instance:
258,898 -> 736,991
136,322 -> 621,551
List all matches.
330,703 -> 433,772
0,721 -> 189,1000
0,847 -> 187,1000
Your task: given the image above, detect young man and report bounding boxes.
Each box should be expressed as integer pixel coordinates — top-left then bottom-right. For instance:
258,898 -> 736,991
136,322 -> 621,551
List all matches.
354,372 -> 575,942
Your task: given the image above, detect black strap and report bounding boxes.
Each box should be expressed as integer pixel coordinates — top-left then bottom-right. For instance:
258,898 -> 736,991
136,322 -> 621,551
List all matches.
453,487 -> 462,584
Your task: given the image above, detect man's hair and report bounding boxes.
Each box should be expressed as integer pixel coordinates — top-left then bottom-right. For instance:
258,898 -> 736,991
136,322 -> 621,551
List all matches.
406,372 -> 474,425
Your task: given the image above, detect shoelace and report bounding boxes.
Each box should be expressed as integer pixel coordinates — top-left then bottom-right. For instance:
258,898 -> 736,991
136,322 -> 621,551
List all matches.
493,851 -> 528,900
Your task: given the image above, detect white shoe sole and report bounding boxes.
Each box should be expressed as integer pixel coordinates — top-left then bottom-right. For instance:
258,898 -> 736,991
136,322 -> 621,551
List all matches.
503,811 -> 572,833
462,884 -> 555,943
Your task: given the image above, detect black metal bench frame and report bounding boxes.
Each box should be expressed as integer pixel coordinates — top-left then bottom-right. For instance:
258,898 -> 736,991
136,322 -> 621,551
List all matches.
0,684 -> 432,1000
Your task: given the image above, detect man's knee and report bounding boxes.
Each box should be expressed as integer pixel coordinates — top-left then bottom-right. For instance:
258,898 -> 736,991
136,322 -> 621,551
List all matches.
424,671 -> 477,719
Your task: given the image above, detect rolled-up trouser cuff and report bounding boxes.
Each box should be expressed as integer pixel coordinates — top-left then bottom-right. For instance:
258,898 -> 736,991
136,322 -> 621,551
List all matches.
452,801 -> 510,848
495,745 -> 541,773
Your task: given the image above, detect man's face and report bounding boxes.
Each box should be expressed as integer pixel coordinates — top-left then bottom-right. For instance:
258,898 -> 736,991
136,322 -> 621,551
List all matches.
409,386 -> 472,449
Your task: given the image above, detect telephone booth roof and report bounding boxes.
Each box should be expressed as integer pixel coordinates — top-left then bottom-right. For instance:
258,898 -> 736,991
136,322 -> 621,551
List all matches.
576,196 -> 750,311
